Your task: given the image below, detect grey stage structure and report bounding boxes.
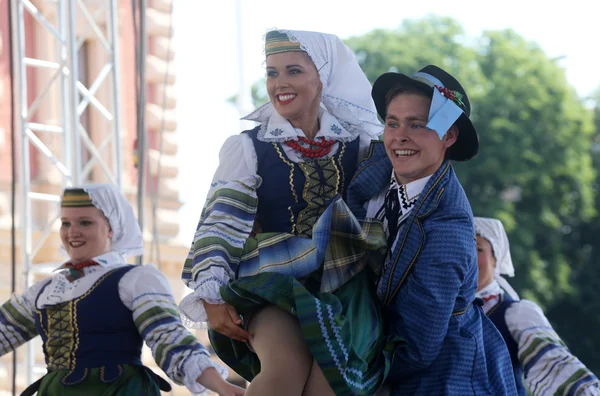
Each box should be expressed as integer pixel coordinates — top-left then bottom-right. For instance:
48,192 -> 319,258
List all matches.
10,0 -> 123,385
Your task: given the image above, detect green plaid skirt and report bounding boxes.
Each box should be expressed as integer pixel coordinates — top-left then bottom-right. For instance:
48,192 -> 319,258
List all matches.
208,198 -> 401,394
209,270 -> 402,395
30,365 -> 162,396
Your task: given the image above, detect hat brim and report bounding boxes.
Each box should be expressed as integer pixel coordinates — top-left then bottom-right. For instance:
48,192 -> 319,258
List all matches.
372,72 -> 478,162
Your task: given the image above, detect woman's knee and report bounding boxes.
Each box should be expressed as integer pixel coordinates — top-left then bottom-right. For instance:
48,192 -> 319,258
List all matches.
249,305 -> 313,372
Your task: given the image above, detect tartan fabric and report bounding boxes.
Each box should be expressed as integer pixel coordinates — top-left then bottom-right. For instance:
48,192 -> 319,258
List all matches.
347,141 -> 518,395
210,270 -> 402,396
209,196 -> 395,395
238,196 -> 387,292
35,365 -> 161,396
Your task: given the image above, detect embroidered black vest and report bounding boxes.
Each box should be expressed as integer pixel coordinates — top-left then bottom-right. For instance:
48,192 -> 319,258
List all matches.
246,126 -> 359,237
488,293 -> 527,396
35,266 -> 142,386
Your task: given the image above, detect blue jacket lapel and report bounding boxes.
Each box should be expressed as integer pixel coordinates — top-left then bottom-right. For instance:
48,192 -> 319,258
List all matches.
345,144 -> 455,306
380,162 -> 452,306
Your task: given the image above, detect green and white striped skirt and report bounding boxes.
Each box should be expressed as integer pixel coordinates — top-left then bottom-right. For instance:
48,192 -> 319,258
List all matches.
209,198 -> 403,395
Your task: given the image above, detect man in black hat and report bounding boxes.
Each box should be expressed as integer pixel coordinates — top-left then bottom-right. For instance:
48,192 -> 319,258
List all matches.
347,65 -> 517,395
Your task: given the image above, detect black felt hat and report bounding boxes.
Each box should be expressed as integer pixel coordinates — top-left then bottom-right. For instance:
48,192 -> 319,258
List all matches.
372,65 -> 478,161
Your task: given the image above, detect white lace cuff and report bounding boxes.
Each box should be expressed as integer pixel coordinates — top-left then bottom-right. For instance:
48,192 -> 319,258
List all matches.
179,277 -> 227,329
580,382 -> 600,396
182,351 -> 229,394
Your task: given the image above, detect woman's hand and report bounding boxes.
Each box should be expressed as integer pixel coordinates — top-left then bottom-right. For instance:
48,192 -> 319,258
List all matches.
203,301 -> 252,342
215,382 -> 246,396
250,220 -> 262,238
196,367 -> 246,396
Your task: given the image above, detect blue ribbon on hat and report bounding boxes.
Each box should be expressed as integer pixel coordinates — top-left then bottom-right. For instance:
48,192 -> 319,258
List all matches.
427,88 -> 464,139
411,72 -> 464,139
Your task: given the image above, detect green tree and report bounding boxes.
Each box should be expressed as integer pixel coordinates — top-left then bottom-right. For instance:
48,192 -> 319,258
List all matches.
345,17 -> 596,307
347,16 -> 485,93
461,29 -> 595,304
227,78 -> 268,109
546,90 -> 600,372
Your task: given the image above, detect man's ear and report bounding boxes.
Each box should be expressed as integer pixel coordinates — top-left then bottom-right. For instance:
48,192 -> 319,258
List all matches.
443,125 -> 459,148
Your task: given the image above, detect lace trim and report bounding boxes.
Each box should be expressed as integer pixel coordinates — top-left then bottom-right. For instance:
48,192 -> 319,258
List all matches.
179,278 -> 226,330
248,106 -> 380,143
279,29 -> 316,65
256,122 -> 269,141
182,352 -> 229,394
323,94 -> 378,116
256,117 -> 359,144
323,95 -> 383,139
241,101 -> 272,122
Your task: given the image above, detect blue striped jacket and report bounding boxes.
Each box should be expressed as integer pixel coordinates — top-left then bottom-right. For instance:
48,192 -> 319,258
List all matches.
347,141 -> 517,395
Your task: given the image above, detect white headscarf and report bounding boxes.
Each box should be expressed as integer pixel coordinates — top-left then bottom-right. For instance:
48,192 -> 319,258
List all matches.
61,184 -> 144,257
242,29 -> 382,140
474,216 -> 519,300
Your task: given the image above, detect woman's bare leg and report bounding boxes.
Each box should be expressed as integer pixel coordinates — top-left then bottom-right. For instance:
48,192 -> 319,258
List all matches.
245,305 -> 313,396
302,359 -> 335,396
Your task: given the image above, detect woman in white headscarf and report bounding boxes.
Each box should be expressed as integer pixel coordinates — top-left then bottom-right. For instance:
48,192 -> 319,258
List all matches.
180,29 -> 393,395
0,184 -> 244,396
475,216 -> 599,396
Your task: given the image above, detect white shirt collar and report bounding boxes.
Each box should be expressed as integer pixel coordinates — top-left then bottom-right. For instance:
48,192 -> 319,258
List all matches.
55,250 -> 126,271
260,108 -> 353,142
476,280 -> 504,314
389,172 -> 432,200
476,279 -> 503,299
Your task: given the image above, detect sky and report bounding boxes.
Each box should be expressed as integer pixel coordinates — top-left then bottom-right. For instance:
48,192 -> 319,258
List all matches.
171,0 -> 599,243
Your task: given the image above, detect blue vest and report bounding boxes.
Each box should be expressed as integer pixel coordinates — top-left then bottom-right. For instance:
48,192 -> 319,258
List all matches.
488,293 -> 527,396
35,265 -> 142,386
246,126 -> 359,237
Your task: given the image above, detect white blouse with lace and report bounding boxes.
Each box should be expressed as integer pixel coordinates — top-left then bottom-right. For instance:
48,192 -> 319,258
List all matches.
477,281 -> 599,396
179,108 -> 378,327
0,251 -> 227,394
211,108 -> 374,187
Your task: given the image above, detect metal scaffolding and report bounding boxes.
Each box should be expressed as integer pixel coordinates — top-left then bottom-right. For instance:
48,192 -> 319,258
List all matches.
10,0 -> 122,385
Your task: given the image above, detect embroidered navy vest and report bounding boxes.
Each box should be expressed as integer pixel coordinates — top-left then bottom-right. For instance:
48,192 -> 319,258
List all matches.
35,265 -> 142,386
246,126 -> 359,237
488,293 -> 527,396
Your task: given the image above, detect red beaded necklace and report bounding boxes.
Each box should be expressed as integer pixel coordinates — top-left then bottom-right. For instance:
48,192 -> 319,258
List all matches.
482,294 -> 499,302
65,260 -> 99,271
284,136 -> 336,159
